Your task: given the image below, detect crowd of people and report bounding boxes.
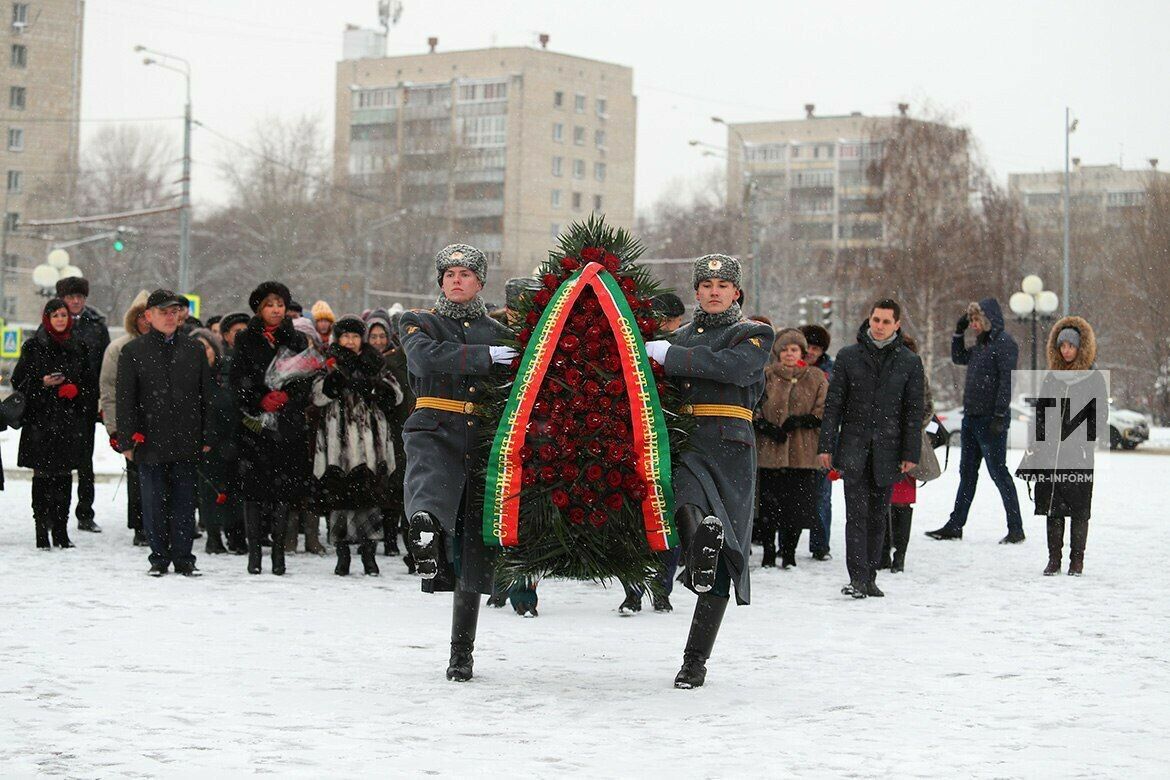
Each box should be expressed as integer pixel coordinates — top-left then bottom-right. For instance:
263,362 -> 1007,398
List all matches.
0,248 -> 1105,686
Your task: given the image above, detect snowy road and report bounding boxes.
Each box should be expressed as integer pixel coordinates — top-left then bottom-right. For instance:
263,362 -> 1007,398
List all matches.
1,440 -> 1167,777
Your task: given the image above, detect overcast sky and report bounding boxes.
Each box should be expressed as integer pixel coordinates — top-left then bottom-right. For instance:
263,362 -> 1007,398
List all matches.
83,0 -> 1170,214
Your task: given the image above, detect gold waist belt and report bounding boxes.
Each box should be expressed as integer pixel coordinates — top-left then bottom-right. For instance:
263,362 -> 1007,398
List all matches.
680,403 -> 754,422
414,396 -> 478,415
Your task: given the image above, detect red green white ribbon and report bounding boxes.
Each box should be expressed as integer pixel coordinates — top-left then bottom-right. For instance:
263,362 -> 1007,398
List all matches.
483,261 -> 678,551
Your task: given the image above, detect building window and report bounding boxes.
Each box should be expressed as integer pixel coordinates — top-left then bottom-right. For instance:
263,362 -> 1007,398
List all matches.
354,87 -> 397,110
7,127 -> 23,151
553,91 -> 563,108
593,194 -> 603,212
12,3 -> 28,26
572,159 -> 585,179
596,98 -> 607,117
458,80 -> 507,103
551,189 -> 561,208
552,122 -> 564,143
571,191 -> 582,211
551,156 -> 563,177
4,212 -> 18,232
574,93 -> 585,113
9,86 -> 25,110
790,144 -> 800,159
551,223 -> 561,240
573,126 -> 585,146
594,129 -> 606,148
10,43 -> 26,68
593,162 -> 606,182
6,170 -> 20,193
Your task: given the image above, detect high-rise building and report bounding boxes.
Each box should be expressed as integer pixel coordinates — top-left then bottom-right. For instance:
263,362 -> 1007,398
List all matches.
334,41 -> 636,302
1,0 -> 84,323
1009,162 -> 1169,225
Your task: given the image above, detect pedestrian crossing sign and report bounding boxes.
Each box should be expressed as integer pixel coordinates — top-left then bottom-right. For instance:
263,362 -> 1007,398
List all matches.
183,294 -> 200,320
1,326 -> 21,358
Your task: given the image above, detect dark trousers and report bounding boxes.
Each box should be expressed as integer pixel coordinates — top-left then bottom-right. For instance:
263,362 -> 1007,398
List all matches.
949,414 -> 1024,534
626,547 -> 683,600
843,463 -> 894,585
126,460 -> 143,531
75,421 -> 96,523
810,471 -> 832,554
138,460 -> 198,569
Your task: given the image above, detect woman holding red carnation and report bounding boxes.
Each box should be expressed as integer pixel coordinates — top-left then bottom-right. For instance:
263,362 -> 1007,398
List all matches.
643,254 -> 775,689
11,297 -> 95,549
755,327 -> 828,569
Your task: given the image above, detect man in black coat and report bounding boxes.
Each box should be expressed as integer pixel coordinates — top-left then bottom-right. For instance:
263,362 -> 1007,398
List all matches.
57,277 -> 110,533
116,290 -> 213,576
818,299 -> 924,599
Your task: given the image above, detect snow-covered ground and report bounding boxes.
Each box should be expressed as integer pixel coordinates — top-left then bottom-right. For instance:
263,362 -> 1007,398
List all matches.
1,429 -> 1168,777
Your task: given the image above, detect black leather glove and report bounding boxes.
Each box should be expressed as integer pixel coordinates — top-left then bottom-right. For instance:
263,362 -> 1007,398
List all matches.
989,416 -> 1006,436
322,369 -> 348,399
955,314 -> 970,334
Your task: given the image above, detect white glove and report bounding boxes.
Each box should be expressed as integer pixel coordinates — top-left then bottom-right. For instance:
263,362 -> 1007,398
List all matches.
644,340 -> 671,364
490,346 -> 519,364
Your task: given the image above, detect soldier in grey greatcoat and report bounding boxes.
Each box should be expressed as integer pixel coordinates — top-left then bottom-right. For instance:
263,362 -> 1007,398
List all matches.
399,244 -> 517,682
644,254 -> 774,689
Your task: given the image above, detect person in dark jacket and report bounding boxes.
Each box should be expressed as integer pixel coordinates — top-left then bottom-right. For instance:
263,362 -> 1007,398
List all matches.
644,254 -> 775,688
926,297 -> 1024,543
189,328 -> 246,555
56,276 -> 110,533
1016,316 -> 1107,576
229,281 -> 313,576
12,298 -> 96,549
116,290 -> 213,576
400,244 -> 516,682
818,300 -> 924,599
800,323 -> 835,560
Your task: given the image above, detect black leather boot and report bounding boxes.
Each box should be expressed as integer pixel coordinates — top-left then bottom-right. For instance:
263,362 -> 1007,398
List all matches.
1068,516 -> 1088,576
674,594 -> 729,689
50,475 -> 75,548
408,511 -> 442,579
760,522 -> 777,568
245,503 -> 263,574
359,541 -> 380,576
269,504 -> 288,575
335,543 -> 351,576
890,505 -> 913,573
447,590 -> 481,682
32,476 -> 51,550
676,504 -> 724,593
1044,516 -> 1064,576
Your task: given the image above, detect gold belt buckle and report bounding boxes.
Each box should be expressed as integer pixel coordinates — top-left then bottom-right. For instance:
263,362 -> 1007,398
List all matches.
463,401 -> 475,414
680,404 -> 694,415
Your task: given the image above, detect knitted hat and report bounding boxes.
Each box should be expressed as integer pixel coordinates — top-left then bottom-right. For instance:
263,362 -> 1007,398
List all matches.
219,312 -> 250,333
773,327 -> 808,356
435,243 -> 487,286
56,276 -> 90,298
311,300 -> 336,323
800,324 -> 831,351
248,281 -> 291,313
291,316 -> 321,347
333,316 -> 366,339
287,300 -> 304,316
1056,327 -> 1081,349
691,253 -> 741,289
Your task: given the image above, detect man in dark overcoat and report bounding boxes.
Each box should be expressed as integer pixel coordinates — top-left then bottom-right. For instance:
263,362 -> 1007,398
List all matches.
399,244 -> 516,682
818,299 -> 924,599
644,254 -> 774,689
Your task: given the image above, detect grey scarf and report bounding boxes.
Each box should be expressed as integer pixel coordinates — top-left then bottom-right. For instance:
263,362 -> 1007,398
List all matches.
692,301 -> 743,329
434,295 -> 488,321
867,328 -> 898,350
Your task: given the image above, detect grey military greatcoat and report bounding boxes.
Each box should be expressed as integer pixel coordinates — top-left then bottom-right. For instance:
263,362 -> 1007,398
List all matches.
664,317 -> 774,604
399,308 -> 512,594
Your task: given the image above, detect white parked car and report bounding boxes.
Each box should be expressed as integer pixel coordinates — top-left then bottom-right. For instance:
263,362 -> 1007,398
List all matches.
940,400 -> 1151,451
937,402 -> 1033,450
1108,405 -> 1150,450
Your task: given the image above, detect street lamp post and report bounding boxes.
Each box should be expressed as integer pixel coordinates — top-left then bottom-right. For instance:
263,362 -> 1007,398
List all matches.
1062,109 -> 1077,318
1009,274 -> 1060,371
137,45 -> 192,294
711,116 -> 761,312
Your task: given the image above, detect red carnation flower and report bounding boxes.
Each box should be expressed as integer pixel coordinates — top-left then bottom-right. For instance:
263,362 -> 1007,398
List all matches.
602,355 -> 622,373
569,395 -> 589,413
538,443 -> 557,462
131,432 -> 146,444
215,492 -> 228,505
619,276 -> 637,294
532,400 -> 551,419
581,246 -> 603,262
583,342 -> 601,359
551,489 -> 570,509
586,439 -> 604,456
57,383 -> 79,400
534,289 -> 552,306
109,437 -> 120,452
560,463 -> 580,482
539,466 -> 558,484
519,446 -> 534,461
522,470 -> 538,487
586,463 -> 604,481
510,356 -> 522,371
542,273 -> 560,289
581,489 -> 598,506
604,492 -> 624,511
605,469 -> 624,488
564,367 -> 583,385
597,396 -> 613,411
560,334 -> 580,353
603,253 -> 620,272
560,256 -> 580,272
605,379 -> 624,396
589,510 -> 607,528
525,311 -> 539,327
605,442 -> 626,463
517,328 -> 532,344
585,412 -> 604,430
585,325 -> 603,343
582,297 -> 600,313
325,357 -> 337,370
828,469 -> 841,482
568,507 -> 586,525
629,484 -> 648,502
797,359 -> 807,367
582,379 -> 601,396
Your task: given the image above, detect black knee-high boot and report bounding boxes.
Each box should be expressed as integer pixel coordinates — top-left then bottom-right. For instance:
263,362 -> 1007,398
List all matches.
269,504 -> 289,575
50,475 -> 75,548
760,519 -> 777,568
676,504 -> 724,593
890,506 -> 913,572
1068,516 -> 1088,576
1044,516 -> 1065,576
31,476 -> 51,549
447,590 -> 481,682
674,593 -> 729,689
245,502 -> 263,574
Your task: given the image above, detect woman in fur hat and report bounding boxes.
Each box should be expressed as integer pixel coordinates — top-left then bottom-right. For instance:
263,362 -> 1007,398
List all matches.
1018,316 -> 1107,576
755,328 -> 828,569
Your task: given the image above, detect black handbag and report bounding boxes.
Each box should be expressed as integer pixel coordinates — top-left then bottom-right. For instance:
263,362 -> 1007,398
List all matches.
926,414 -> 949,449
0,390 -> 27,429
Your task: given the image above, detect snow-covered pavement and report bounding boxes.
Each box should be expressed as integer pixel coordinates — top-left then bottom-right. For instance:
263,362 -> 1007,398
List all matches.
0,440 -> 1167,777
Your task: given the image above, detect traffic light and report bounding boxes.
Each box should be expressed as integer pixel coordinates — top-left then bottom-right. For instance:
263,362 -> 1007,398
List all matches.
821,298 -> 833,329
797,296 -> 809,326
112,226 -> 127,253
